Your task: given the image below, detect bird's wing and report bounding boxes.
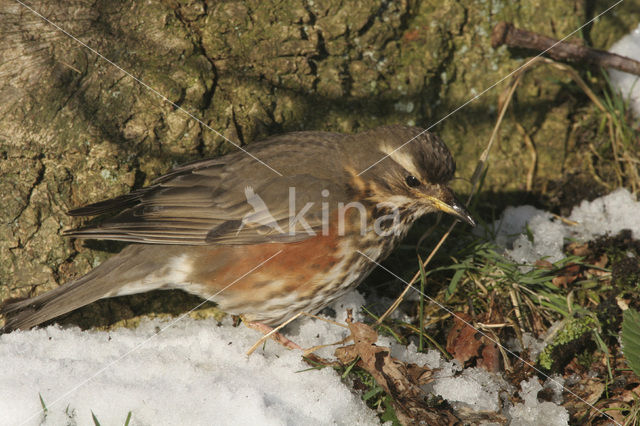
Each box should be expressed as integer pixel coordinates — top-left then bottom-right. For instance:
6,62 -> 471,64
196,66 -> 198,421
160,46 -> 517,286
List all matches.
64,133 -> 352,245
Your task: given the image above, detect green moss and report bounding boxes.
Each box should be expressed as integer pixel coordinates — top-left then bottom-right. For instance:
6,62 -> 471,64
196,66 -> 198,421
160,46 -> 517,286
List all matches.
538,316 -> 598,371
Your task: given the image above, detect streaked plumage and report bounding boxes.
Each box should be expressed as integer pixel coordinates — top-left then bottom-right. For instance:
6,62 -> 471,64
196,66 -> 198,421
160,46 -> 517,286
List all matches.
1,125 -> 473,331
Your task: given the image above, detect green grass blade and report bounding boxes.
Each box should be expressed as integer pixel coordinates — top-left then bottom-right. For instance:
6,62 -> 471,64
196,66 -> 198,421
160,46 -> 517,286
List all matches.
622,308 -> 640,378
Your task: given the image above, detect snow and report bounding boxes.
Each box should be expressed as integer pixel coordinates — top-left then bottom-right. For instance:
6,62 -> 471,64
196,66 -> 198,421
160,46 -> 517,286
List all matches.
609,24 -> 640,115
484,188 -> 640,264
429,367 -> 513,413
3,188 -> 639,425
0,313 -> 379,426
508,377 -> 570,426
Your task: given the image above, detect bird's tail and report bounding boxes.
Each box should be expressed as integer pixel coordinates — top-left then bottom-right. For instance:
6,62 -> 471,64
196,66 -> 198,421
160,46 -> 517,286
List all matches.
1,245 -> 164,332
1,273 -> 109,333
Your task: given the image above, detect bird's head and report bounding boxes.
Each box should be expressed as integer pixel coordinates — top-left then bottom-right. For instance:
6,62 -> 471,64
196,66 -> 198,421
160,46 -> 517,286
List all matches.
345,125 -> 475,227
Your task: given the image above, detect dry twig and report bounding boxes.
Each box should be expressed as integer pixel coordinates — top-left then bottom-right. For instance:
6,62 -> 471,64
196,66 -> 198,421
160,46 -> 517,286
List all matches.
491,21 -> 640,76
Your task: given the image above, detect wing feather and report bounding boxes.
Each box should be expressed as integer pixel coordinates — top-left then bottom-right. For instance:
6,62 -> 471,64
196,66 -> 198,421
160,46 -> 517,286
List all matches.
63,132 -> 349,245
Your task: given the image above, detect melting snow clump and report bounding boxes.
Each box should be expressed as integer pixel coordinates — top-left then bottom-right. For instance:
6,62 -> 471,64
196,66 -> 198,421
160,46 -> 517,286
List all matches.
485,188 -> 640,264
508,377 -> 570,426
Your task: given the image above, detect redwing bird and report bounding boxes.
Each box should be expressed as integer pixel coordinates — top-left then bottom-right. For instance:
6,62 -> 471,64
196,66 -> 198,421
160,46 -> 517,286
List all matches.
1,125 -> 474,332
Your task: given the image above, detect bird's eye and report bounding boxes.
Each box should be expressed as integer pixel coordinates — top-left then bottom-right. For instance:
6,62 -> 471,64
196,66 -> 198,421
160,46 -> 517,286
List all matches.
405,175 -> 421,187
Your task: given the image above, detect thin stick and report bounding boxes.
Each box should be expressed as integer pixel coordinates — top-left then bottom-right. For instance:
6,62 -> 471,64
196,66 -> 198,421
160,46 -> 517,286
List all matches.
509,287 -> 524,329
489,329 -> 512,372
375,225 -> 453,325
551,213 -> 578,226
515,122 -> 537,191
492,21 -> 640,76
302,335 -> 352,358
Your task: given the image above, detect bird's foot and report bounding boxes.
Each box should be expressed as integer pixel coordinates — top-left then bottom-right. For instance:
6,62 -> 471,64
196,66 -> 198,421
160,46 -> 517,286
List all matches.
244,319 -> 303,353
243,312 -> 346,366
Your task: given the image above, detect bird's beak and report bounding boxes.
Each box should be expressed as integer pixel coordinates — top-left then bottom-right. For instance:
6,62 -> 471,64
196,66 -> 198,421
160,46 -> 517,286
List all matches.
422,187 -> 476,227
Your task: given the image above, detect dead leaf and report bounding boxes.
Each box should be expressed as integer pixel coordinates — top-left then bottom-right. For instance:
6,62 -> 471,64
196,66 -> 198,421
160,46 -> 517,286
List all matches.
563,375 -> 604,420
446,313 -> 482,364
535,259 -> 554,269
551,263 -> 580,288
335,315 -> 459,425
446,313 -> 502,372
477,342 -> 501,373
620,383 -> 640,403
566,242 -> 591,257
592,253 -> 608,269
585,253 -> 609,277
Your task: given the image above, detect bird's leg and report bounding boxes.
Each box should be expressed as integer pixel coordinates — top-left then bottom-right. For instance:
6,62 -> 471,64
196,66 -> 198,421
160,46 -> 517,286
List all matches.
244,312 -> 305,355
244,311 -> 351,357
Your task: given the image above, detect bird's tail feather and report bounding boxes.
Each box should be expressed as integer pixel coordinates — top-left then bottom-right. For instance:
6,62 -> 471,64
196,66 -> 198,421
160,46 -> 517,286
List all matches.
2,275 -> 107,332
1,245 -> 160,332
